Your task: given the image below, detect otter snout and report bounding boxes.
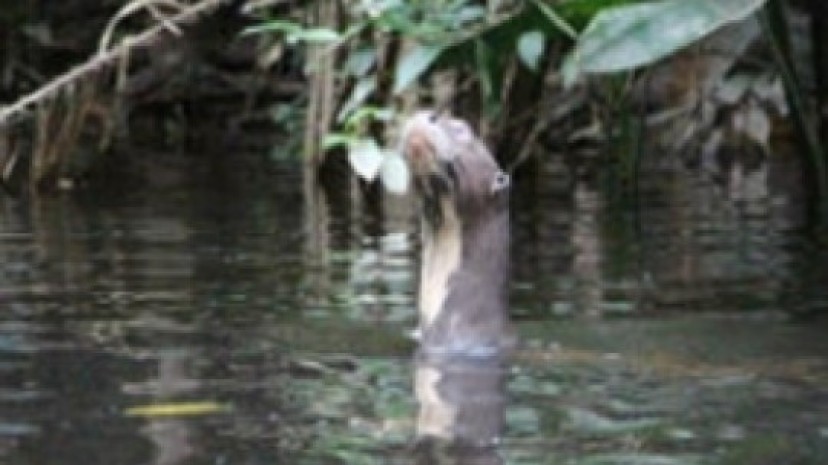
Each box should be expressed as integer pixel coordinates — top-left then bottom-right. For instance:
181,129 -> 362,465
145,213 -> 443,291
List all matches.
400,111 -> 457,175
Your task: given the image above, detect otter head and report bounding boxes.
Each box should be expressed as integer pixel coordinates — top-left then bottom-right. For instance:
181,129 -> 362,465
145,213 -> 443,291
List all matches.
402,111 -> 510,225
401,111 -> 511,354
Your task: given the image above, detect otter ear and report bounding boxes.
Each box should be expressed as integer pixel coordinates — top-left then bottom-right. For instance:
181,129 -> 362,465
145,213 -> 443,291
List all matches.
490,171 -> 511,194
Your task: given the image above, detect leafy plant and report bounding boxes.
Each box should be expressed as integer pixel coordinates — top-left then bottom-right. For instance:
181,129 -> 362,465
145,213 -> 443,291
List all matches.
246,0 -> 826,216
322,107 -> 409,194
562,0 -> 767,86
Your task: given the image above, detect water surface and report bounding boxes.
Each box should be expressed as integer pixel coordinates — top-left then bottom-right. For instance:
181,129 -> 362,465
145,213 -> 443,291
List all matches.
0,152 -> 826,464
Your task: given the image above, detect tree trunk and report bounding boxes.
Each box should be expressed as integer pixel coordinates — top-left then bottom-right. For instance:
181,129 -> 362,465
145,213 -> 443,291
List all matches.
303,1 -> 339,171
811,0 -> 828,144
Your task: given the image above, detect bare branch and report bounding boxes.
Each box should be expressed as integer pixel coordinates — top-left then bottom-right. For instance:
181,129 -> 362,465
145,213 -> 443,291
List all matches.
0,0 -> 230,126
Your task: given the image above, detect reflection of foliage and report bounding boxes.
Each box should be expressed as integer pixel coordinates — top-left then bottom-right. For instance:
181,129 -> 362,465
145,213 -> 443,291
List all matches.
282,356 -> 414,462
502,316 -> 828,464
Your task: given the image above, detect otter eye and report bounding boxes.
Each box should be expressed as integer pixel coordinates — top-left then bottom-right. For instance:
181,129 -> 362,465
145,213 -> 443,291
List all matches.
491,171 -> 510,194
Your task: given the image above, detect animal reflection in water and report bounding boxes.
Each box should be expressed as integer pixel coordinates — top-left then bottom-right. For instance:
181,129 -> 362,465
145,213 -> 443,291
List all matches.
413,354 -> 508,464
401,111 -> 513,463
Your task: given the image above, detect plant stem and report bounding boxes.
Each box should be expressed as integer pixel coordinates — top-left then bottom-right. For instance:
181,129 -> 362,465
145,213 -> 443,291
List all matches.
761,0 -> 828,225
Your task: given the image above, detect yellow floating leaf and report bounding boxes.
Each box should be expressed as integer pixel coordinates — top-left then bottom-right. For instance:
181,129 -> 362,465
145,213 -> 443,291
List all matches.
124,401 -> 227,418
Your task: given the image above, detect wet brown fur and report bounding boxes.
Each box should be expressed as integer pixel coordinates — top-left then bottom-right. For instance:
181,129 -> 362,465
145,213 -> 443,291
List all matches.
402,112 -> 511,353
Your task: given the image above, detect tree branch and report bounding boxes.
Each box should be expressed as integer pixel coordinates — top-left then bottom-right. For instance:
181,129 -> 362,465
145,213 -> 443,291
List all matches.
0,0 -> 230,126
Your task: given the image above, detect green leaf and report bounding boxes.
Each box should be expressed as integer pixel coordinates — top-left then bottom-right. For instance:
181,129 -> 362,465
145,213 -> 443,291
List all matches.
348,138 -> 385,181
322,133 -> 356,150
517,30 -> 546,71
393,44 -> 444,94
337,77 -> 377,123
563,0 -> 766,85
454,6 -> 487,26
532,0 -> 578,40
242,20 -> 339,44
286,27 -> 341,44
241,20 -> 301,36
344,47 -> 377,77
344,106 -> 396,130
379,151 -> 410,194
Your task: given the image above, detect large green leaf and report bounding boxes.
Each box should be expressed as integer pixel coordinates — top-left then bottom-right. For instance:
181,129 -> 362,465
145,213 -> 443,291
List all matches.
393,44 -> 444,94
337,77 -> 377,123
562,0 -> 767,85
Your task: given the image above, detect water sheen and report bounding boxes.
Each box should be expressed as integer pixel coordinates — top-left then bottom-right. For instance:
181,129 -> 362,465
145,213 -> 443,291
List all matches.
0,154 -> 826,465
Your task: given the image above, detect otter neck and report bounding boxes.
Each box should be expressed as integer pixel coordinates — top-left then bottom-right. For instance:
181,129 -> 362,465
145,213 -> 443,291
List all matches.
417,191 -> 510,331
419,196 -> 462,327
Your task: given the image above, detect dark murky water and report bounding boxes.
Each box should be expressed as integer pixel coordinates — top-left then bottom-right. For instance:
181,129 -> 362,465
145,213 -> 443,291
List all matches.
1,151 -> 827,465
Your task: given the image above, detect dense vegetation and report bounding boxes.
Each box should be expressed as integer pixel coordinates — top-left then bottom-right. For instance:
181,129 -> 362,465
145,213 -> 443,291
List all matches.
1,0 -> 826,222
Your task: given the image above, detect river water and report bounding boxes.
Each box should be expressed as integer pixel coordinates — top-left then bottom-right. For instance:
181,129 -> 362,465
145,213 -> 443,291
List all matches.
0,149 -> 826,464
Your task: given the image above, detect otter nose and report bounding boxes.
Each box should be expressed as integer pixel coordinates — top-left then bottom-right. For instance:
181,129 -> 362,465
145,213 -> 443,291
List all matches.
406,131 -> 435,164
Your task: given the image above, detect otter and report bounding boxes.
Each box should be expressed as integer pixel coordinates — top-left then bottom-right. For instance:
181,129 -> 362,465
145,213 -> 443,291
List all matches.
401,111 -> 512,355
